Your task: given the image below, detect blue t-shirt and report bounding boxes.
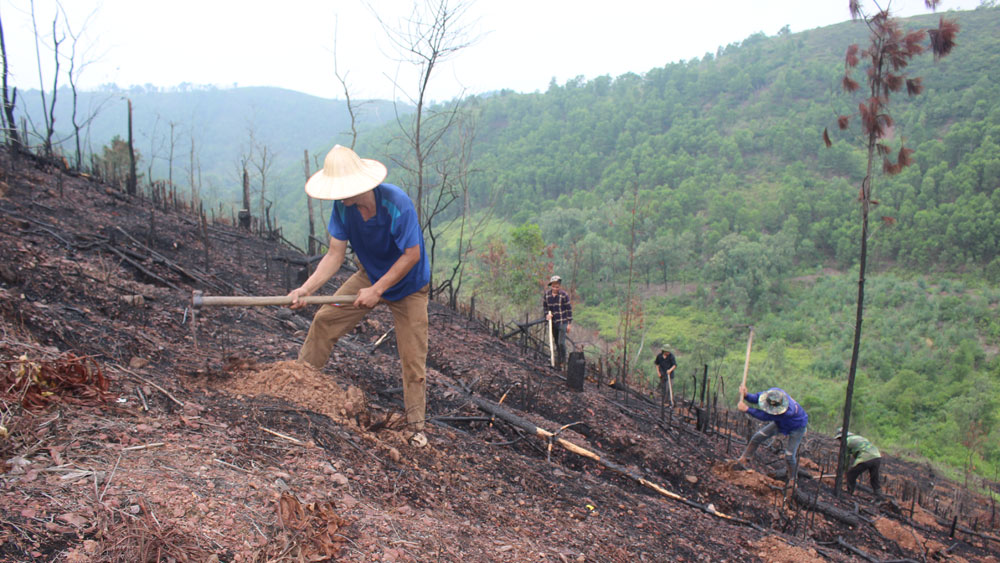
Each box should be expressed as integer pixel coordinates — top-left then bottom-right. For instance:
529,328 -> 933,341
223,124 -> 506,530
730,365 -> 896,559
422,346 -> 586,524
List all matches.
328,183 -> 430,301
744,387 -> 809,434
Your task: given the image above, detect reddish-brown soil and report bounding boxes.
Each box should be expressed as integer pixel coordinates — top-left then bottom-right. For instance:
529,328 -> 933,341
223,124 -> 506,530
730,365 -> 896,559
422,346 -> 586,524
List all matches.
1,147 -> 999,562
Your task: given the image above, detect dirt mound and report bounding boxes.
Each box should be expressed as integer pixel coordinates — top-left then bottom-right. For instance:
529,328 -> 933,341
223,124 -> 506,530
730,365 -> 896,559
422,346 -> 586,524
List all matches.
219,360 -> 368,425
713,461 -> 785,502
752,535 -> 826,562
911,504 -> 944,529
874,516 -> 948,558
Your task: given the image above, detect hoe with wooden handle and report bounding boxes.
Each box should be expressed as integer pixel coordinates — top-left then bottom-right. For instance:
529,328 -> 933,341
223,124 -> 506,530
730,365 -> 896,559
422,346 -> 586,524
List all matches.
189,290 -> 357,348
738,326 -> 755,402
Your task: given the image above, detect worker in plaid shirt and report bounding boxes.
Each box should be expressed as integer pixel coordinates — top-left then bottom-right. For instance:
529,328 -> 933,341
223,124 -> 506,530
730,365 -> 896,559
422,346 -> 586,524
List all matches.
543,275 -> 573,370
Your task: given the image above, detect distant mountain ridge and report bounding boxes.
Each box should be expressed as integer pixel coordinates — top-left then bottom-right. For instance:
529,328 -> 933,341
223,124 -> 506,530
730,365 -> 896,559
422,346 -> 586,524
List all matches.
15,84 -> 408,204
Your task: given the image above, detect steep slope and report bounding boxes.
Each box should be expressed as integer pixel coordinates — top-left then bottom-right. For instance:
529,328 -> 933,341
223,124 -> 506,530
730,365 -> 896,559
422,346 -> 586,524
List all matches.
1,148 -> 998,562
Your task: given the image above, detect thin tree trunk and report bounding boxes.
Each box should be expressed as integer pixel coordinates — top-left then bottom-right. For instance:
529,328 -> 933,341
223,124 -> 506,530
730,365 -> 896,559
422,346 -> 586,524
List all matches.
126,99 -> 137,196
304,149 -> 316,256
835,132 -> 876,497
70,78 -> 81,167
0,12 -> 22,149
240,166 -> 251,230
189,135 -> 198,211
168,122 -> 175,195
43,15 -> 61,158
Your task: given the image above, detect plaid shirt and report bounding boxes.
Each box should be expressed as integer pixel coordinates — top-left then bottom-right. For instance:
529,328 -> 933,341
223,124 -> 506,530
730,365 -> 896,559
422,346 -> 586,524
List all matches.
543,289 -> 572,326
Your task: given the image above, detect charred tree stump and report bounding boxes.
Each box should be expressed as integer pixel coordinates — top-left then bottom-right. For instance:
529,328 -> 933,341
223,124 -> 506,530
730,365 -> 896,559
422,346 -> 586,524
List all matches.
239,166 -> 252,230
126,100 -> 137,196
699,363 -> 708,407
566,351 -> 585,391
200,204 -> 210,271
695,407 -> 710,433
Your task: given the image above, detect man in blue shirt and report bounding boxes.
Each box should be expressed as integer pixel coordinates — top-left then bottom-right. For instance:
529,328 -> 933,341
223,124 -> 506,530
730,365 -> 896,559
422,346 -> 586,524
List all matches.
734,384 -> 809,486
290,145 -> 431,448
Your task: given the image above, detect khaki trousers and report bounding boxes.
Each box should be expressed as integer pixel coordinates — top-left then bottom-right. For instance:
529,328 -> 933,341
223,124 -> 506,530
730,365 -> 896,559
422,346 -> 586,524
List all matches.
298,269 -> 428,431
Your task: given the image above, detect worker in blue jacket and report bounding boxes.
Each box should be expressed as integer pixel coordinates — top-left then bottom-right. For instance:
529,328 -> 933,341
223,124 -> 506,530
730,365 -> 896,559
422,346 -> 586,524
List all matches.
734,384 -> 809,485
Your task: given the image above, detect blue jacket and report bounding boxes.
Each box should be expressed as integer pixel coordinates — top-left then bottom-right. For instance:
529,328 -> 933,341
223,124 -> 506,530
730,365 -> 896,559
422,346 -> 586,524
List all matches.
744,388 -> 808,434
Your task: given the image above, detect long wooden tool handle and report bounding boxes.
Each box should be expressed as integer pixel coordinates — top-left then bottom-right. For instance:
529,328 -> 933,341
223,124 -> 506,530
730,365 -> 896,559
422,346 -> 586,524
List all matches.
740,326 -> 755,392
193,294 -> 357,307
548,317 -> 556,367
667,372 -> 674,406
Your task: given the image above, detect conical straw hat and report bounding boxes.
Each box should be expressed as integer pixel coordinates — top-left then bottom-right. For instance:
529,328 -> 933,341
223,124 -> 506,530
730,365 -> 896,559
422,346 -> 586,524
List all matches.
305,145 -> 387,200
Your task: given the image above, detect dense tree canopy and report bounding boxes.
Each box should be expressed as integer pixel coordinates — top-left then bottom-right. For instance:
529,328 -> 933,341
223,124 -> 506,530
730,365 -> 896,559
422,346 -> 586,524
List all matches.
444,7 -> 1000,286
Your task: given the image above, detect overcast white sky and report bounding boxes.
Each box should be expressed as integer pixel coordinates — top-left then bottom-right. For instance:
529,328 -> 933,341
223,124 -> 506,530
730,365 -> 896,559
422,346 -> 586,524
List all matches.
1,0 -> 985,102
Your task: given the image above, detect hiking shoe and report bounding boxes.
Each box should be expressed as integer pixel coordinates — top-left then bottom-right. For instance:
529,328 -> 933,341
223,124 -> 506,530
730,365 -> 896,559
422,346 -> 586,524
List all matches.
408,432 -> 428,448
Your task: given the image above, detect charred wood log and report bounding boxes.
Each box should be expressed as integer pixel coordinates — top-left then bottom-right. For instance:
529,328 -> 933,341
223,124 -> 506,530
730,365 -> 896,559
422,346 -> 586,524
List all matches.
457,386 -> 762,530
112,226 -> 231,293
103,244 -> 181,291
793,487 -> 861,527
832,536 -> 876,562
930,514 -> 1000,546
500,317 -> 546,340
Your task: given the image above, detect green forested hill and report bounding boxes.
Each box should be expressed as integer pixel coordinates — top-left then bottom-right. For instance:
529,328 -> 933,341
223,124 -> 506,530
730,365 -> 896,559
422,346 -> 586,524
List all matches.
455,7 -> 1000,292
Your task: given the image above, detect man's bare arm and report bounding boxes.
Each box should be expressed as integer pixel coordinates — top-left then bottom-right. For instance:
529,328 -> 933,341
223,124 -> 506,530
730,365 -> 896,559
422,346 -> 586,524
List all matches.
289,237 -> 347,308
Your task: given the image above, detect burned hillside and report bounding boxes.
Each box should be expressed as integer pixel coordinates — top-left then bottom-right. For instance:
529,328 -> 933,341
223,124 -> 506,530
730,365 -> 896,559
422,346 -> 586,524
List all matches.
1,147 -> 998,562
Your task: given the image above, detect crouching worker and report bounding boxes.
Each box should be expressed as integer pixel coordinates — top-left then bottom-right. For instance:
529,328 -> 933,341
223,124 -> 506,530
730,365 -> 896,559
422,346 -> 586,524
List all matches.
290,145 -> 431,448
735,384 -> 809,486
835,427 -> 882,497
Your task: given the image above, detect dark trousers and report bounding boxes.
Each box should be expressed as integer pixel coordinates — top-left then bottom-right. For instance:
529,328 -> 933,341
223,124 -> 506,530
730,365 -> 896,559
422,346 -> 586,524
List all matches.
657,371 -> 673,394
847,458 -> 882,494
552,322 -> 567,368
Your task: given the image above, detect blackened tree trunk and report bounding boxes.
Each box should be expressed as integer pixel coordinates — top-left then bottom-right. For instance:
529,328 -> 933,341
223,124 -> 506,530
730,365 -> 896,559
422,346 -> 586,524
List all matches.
126,99 -> 137,196
239,166 -> 252,230
824,1 -> 957,497
835,150 -> 873,495
304,149 -> 316,256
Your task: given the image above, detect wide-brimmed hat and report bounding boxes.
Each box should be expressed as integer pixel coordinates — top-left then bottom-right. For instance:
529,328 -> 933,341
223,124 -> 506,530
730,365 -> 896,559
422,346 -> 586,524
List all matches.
548,275 -> 562,285
758,389 -> 789,415
834,427 -> 851,440
305,145 -> 387,200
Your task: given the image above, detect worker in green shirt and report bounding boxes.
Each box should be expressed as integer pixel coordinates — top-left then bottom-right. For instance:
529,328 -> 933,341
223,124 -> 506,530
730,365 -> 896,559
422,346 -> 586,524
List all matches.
835,427 -> 882,497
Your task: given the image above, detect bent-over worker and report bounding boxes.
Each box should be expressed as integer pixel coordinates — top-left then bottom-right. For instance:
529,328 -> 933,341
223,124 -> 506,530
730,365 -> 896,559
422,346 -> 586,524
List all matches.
735,385 -> 809,485
836,427 -> 882,497
290,145 -> 430,448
